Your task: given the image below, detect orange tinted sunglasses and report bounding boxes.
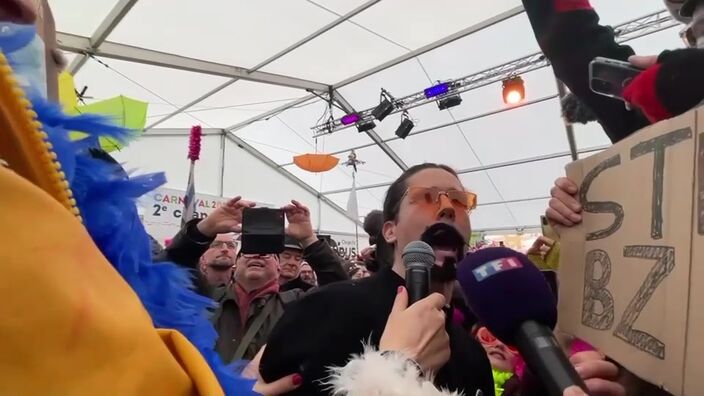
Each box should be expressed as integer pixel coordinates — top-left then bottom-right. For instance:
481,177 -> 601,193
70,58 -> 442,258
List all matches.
405,186 -> 477,211
476,326 -> 518,354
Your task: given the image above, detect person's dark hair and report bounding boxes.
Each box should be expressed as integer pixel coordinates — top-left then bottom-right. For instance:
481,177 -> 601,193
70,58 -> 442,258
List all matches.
376,163 -> 460,266
362,210 -> 383,244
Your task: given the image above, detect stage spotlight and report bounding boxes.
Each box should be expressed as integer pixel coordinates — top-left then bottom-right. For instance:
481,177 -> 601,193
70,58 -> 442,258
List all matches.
395,112 -> 414,139
341,113 -> 361,125
502,76 -> 525,105
372,89 -> 395,121
356,119 -> 376,133
437,94 -> 462,110
424,82 -> 450,98
372,98 -> 394,121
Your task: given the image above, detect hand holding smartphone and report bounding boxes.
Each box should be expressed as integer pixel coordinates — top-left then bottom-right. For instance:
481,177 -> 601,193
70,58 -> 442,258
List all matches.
589,57 -> 644,101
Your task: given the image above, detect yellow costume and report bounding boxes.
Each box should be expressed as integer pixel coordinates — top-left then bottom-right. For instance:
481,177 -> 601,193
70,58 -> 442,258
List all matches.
0,27 -> 245,394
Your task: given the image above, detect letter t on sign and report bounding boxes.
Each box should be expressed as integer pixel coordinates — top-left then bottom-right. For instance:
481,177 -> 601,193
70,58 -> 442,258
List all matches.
630,128 -> 693,240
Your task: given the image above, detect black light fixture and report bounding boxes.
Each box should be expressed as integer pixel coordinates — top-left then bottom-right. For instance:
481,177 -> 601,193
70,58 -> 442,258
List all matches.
356,119 -> 376,133
371,89 -> 395,121
502,76 -> 525,105
395,111 -> 414,139
437,94 -> 462,110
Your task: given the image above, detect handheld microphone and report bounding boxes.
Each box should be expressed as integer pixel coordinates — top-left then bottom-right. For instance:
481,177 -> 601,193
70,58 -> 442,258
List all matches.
402,241 -> 435,305
457,247 -> 587,396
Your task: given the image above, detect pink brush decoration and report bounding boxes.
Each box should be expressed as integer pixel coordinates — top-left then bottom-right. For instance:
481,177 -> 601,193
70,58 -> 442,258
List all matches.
187,125 -> 202,161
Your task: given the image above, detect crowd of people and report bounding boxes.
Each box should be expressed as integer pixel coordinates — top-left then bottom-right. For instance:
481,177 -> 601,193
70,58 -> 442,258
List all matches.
2,0 -> 704,395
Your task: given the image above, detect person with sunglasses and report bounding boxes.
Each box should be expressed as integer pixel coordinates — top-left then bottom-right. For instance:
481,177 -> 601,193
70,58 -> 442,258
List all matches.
256,163 -> 624,396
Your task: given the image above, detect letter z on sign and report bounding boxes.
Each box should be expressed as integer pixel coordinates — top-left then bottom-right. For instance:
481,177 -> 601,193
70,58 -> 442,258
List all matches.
473,257 -> 523,282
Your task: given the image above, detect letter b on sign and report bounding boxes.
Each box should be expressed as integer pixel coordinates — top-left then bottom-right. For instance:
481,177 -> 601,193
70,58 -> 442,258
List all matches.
582,249 -> 615,330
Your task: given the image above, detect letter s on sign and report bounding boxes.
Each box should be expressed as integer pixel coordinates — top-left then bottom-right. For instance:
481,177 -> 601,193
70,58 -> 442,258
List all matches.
580,154 -> 624,241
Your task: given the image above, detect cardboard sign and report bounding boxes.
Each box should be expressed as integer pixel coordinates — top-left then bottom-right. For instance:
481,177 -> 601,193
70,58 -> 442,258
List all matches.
559,108 -> 703,395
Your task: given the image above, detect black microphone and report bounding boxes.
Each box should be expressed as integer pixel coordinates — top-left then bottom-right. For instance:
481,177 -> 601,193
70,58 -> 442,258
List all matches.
457,247 -> 587,396
402,241 -> 435,304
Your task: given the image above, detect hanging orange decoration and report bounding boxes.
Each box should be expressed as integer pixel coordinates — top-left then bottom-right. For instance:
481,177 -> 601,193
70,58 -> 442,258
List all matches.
293,153 -> 339,173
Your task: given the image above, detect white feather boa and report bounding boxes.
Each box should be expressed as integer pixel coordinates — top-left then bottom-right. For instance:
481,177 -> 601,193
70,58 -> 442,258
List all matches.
325,346 -> 462,396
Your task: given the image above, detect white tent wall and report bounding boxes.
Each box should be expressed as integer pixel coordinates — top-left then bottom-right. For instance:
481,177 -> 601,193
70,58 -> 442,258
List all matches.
112,132 -> 224,195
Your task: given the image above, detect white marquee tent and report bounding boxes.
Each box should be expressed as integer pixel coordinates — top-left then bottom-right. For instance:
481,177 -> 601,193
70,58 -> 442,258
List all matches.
49,0 -> 682,237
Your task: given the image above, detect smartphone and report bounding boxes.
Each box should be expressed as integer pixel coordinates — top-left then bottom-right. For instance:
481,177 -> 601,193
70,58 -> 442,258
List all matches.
240,208 -> 285,255
589,57 -> 643,100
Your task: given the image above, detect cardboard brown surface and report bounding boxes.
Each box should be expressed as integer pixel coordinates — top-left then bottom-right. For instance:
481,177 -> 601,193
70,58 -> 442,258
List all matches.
559,109 -> 699,395
684,109 -> 704,395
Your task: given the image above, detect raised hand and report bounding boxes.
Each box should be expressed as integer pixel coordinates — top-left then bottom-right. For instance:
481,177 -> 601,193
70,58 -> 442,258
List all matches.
282,200 -> 317,247
196,196 -> 256,237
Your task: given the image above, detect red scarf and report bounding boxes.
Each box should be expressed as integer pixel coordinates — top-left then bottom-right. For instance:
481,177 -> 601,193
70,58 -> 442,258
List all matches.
234,280 -> 280,329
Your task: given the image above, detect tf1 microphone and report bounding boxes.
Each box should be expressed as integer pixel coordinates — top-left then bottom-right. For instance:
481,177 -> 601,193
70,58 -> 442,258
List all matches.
402,241 -> 435,305
457,247 -> 587,396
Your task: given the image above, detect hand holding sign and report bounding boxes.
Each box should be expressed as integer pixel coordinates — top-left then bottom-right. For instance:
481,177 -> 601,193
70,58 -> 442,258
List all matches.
547,177 -> 583,230
196,196 -> 256,237
570,351 -> 624,396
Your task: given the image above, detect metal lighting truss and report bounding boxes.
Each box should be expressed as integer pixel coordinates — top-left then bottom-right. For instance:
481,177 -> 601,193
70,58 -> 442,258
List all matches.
312,9 -> 678,136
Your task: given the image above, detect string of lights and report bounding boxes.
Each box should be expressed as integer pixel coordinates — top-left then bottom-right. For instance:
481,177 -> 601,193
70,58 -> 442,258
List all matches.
312,9 -> 677,138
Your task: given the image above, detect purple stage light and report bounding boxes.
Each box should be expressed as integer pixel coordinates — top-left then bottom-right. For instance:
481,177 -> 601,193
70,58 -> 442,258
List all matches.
340,113 -> 361,125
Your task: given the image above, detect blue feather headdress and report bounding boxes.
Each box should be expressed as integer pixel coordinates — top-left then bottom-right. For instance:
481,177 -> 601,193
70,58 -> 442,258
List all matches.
32,95 -> 259,396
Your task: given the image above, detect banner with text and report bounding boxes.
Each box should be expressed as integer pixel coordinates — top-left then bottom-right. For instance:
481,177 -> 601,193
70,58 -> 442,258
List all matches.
137,187 -> 230,244
320,233 -> 368,260
559,108 -> 703,395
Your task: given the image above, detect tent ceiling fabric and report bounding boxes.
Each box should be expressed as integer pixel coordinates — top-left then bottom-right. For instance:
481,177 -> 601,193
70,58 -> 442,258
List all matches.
50,0 -> 683,232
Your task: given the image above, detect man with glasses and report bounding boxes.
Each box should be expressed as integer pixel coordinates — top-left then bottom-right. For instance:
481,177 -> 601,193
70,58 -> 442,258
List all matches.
198,233 -> 238,289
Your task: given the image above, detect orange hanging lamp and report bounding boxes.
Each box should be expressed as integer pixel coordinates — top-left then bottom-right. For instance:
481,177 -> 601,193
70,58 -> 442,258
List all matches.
293,153 -> 339,173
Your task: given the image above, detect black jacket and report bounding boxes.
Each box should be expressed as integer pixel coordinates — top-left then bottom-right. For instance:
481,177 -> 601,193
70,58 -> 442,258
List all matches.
156,219 -> 349,296
280,277 -> 314,292
259,266 -> 496,396
522,0 -> 650,143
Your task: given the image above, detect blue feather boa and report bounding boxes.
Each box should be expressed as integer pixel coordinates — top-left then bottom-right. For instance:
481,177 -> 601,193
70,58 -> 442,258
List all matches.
33,96 -> 258,396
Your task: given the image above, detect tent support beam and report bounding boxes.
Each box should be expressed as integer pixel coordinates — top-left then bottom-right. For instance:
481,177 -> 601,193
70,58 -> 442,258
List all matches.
224,132 -> 363,226
248,0 -> 381,71
140,1 -> 377,129
331,90 -> 408,171
332,5 -> 525,89
224,95 -> 316,132
58,32 -> 329,92
67,0 -> 139,74
555,79 -> 579,161
321,145 -> 609,195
